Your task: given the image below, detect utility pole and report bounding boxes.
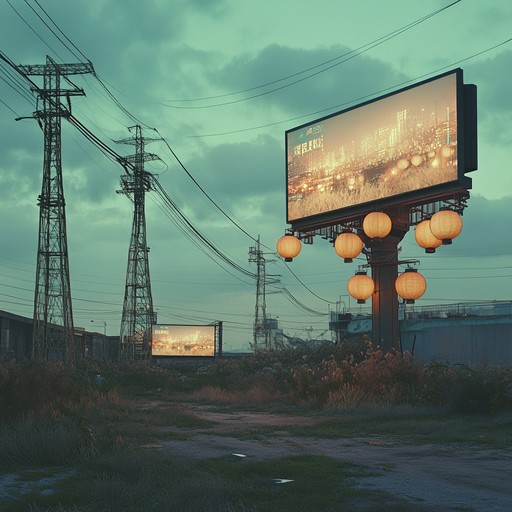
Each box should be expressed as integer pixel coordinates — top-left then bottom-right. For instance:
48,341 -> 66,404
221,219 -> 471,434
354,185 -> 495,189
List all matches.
15,56 -> 93,362
249,236 -> 269,351
116,125 -> 159,360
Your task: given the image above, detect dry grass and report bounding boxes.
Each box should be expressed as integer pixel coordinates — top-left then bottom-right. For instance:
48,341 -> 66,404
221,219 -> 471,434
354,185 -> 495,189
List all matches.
187,382 -> 291,406
1,352 -> 511,511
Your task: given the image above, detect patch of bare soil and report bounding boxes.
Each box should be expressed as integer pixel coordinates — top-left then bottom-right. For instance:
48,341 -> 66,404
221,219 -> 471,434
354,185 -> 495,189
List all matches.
157,405 -> 512,512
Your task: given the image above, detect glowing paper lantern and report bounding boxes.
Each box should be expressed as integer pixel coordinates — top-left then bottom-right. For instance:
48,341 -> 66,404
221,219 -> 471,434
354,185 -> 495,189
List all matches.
348,271 -> 374,304
414,220 -> 442,254
334,232 -> 363,263
395,268 -> 426,304
430,209 -> 463,245
276,234 -> 301,262
363,212 -> 392,239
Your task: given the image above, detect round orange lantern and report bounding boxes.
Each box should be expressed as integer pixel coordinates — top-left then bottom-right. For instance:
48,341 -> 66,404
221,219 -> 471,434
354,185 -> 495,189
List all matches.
363,212 -> 392,239
395,268 -> 426,304
347,271 -> 374,304
276,234 -> 301,262
414,220 -> 442,254
429,209 -> 462,245
334,232 -> 363,263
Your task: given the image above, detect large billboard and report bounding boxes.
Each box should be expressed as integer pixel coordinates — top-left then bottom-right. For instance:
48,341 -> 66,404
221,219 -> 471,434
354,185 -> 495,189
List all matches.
152,324 -> 215,357
286,69 -> 476,229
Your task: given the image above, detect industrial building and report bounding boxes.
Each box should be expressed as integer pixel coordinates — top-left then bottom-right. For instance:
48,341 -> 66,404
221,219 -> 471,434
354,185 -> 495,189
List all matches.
329,300 -> 512,367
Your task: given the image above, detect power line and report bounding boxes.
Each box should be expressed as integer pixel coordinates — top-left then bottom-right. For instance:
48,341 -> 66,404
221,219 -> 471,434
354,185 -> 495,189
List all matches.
23,0 -> 85,63
0,54 -> 260,287
29,0 -> 91,63
0,98 -> 20,116
282,263 -> 336,304
7,2 -> 262,250
153,128 -> 261,244
427,274 -> 512,280
20,0 -> 153,130
275,287 -> 328,316
162,1 -> 461,109
0,63 -> 35,105
190,37 -> 512,138
147,193 -> 255,284
151,177 -> 259,280
7,0 -> 66,61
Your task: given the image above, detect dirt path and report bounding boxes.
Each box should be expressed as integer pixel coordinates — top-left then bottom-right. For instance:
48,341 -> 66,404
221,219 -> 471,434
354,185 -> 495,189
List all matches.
158,405 -> 512,512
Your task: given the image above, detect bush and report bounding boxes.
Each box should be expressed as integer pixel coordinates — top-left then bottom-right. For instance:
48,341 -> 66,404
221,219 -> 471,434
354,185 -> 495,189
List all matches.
106,361 -> 173,389
0,360 -> 101,424
448,366 -> 512,414
0,416 -> 97,468
2,346 -> 511,425
196,341 -> 512,414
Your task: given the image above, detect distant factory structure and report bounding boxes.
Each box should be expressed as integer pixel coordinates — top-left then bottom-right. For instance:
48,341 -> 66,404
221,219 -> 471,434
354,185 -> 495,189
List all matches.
329,300 -> 512,367
1,300 -> 511,367
0,310 -> 117,362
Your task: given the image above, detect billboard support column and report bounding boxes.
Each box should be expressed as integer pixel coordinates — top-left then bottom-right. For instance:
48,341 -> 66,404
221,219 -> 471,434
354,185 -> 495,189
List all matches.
215,321 -> 223,357
368,223 -> 407,353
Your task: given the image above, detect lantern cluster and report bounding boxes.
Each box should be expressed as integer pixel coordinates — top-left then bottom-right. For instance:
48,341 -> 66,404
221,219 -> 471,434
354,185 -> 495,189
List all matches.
276,209 -> 461,305
333,211 -> 392,263
346,268 -> 426,304
329,211 -> 428,304
415,209 -> 463,253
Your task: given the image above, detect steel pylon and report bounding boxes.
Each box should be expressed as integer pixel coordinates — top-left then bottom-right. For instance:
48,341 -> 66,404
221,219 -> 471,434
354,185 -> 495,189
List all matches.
17,56 -> 93,362
117,125 -> 159,360
249,236 -> 269,351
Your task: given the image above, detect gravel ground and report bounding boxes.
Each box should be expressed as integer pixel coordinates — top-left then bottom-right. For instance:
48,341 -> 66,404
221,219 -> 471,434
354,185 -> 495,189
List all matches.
158,406 -> 512,512
1,406 -> 510,511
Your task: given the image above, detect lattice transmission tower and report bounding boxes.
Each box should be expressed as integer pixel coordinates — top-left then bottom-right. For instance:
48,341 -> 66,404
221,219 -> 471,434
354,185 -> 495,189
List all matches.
116,125 -> 159,360
248,236 -> 269,351
16,56 -> 93,362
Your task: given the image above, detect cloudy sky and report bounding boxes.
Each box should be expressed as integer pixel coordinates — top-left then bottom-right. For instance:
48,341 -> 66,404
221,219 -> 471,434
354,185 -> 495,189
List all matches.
1,0 -> 511,351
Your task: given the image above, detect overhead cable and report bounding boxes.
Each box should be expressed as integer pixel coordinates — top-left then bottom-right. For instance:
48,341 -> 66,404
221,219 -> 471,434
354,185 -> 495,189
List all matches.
11,2 -> 261,250
282,264 -> 336,304
29,0 -> 91,63
152,178 -> 259,280
162,1 -> 461,109
279,287 -> 327,316
153,128 -> 261,244
7,0 -> 66,61
191,36 -> 512,138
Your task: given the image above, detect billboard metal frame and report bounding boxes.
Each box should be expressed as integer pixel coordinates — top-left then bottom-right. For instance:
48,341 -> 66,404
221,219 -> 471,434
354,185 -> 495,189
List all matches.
151,322 -> 222,358
285,68 -> 477,233
281,69 -> 477,354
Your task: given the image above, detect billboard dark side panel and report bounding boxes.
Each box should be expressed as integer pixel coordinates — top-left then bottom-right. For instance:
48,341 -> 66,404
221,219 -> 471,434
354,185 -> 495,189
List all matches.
286,70 -> 467,226
152,324 -> 215,357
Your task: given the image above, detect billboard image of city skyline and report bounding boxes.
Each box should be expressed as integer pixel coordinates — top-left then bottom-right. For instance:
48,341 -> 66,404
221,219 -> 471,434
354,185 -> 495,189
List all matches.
286,71 -> 459,223
152,324 -> 215,357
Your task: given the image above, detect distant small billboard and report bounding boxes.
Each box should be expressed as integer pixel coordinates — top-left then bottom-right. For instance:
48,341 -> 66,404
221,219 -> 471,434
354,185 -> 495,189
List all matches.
152,324 -> 215,357
286,68 -> 477,229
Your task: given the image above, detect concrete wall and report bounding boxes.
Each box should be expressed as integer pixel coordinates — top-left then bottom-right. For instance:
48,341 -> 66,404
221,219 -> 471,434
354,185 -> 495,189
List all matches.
332,310 -> 512,367
400,315 -> 512,367
0,311 -> 33,360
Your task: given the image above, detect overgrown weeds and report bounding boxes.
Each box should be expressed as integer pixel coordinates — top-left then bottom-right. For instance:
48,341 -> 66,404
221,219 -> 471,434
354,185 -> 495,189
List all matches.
2,342 -> 511,424
1,346 -> 511,511
194,340 -> 512,414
